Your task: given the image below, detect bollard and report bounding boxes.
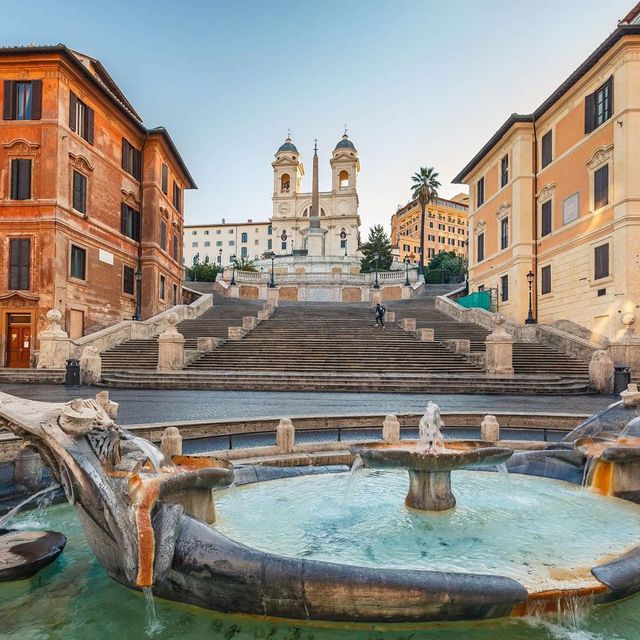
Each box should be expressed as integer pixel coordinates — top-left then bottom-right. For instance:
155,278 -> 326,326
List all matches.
481,415 -> 500,443
276,418 -> 295,453
382,414 -> 400,443
161,427 -> 183,458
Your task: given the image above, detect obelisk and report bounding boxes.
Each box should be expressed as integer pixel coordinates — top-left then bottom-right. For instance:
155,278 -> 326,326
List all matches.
306,139 -> 324,256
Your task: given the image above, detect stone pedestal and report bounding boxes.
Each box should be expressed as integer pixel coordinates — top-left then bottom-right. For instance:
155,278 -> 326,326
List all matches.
609,313 -> 640,377
386,311 -> 396,322
157,313 -> 185,372
416,328 -> 434,342
228,326 -> 245,341
306,231 -> 324,258
401,318 -> 416,331
161,426 -> 183,458
406,470 -> 455,511
80,346 -> 102,385
589,350 -> 614,394
481,415 -> 500,443
444,339 -> 470,354
485,315 -> 514,375
242,316 -> 258,331
382,414 -> 400,443
276,418 -> 295,453
197,337 -> 222,352
37,310 -> 70,369
266,288 -> 280,306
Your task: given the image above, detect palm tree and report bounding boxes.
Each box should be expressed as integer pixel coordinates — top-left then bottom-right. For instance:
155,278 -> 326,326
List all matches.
411,167 -> 441,275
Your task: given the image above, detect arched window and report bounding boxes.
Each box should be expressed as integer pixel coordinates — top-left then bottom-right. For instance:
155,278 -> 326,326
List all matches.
281,173 -> 291,193
205,255 -> 210,264
320,208 -> 326,216
241,232 -> 248,243
302,208 -> 308,217
339,170 -> 349,189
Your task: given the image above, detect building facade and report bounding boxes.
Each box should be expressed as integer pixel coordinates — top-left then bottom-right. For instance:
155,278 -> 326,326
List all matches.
183,219 -> 272,267
454,11 -> 640,339
0,45 -> 195,367
270,134 -> 361,257
391,194 -> 469,265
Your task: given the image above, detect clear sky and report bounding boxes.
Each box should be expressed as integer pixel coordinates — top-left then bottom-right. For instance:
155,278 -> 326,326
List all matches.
1,0 -> 633,233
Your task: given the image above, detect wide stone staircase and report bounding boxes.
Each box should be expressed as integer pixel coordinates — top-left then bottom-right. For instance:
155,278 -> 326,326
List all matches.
101,294 -> 591,394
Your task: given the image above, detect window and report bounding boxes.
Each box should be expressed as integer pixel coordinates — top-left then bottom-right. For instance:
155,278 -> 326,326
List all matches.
216,241 -> 222,247
159,275 -> 166,300
594,165 -> 609,209
281,241 -> 287,250
500,274 -> 509,302
72,171 -> 87,213
339,170 -> 349,188
192,230 -> 197,235
3,80 -> 42,120
268,225 -> 272,234
428,248 -> 435,258
241,246 -> 248,258
172,284 -> 178,306
428,234 -> 435,242
594,243 -> 610,280
121,138 -> 141,180
8,238 -> 30,290
585,76 -> 613,134
280,173 -> 291,192
541,265 -> 551,295
228,240 -> 235,246
500,217 -> 509,250
123,266 -> 135,295
172,235 -> 179,260
204,230 -> 209,235
429,222 -> 434,229
448,238 -> 455,246
172,181 -> 182,212
69,92 -> 94,144
476,233 -> 485,262
563,192 -> 580,225
476,177 -> 485,207
500,154 -> 509,188
438,224 -> 445,230
541,131 -> 552,169
120,204 -> 140,241
70,245 -> 86,280
439,236 -> 445,243
10,159 -> 31,200
267,239 -> 272,250
160,220 -> 167,251
241,232 -> 248,243
192,242 -> 198,247
204,241 -> 210,247
541,200 -> 552,237
161,164 -> 168,194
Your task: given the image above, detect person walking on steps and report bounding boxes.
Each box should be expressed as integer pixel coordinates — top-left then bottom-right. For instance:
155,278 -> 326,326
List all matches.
375,303 -> 386,328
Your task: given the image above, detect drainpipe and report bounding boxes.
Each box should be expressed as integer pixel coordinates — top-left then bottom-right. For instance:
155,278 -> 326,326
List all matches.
531,118 -> 539,323
133,136 -> 147,321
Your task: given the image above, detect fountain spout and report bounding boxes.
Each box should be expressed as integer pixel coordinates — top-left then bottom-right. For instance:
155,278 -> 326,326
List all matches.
418,401 -> 444,453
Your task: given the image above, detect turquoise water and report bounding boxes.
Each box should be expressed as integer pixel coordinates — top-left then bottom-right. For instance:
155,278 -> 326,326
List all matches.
0,475 -> 640,639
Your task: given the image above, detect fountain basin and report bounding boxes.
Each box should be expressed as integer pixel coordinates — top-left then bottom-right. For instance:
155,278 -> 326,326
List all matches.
0,528 -> 66,580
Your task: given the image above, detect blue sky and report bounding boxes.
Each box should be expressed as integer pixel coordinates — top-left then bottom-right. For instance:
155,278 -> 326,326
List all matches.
1,0 -> 633,232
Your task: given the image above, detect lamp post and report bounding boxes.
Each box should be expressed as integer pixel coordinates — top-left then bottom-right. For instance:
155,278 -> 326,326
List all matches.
525,270 -> 536,324
230,254 -> 237,286
403,256 -> 411,286
268,251 -> 276,288
373,251 -> 380,289
192,253 -> 199,283
133,268 -> 142,320
217,248 -> 222,266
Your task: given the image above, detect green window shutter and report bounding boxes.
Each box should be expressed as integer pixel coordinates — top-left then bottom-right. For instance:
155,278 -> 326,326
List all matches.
3,81 -> 14,120
69,91 -> 77,131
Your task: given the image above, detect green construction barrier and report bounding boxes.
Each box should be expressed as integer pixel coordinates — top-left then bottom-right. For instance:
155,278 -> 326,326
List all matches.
457,290 -> 491,311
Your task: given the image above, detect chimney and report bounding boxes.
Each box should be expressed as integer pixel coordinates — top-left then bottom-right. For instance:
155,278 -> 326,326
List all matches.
221,218 -> 225,224
247,218 -> 252,223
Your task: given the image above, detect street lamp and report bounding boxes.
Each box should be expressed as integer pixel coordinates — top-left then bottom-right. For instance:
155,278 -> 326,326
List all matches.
372,251 -> 380,289
230,254 -> 237,286
268,251 -> 276,288
525,270 -> 536,324
403,256 -> 411,287
218,248 -> 222,266
192,253 -> 199,283
133,268 -> 142,320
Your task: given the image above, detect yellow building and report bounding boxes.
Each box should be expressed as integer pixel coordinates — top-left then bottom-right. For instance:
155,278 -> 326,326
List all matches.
391,194 -> 469,265
453,7 -> 640,339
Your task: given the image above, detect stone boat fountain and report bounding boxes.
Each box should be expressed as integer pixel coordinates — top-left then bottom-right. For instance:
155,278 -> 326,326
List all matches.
351,402 -> 513,510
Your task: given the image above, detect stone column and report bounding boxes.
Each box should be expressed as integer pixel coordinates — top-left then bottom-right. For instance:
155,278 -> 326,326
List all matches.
80,346 -> 102,385
485,314 -> 514,375
276,418 -> 295,453
37,309 -> 70,369
589,350 -> 614,394
481,415 -> 500,443
161,426 -> 183,458
157,313 -> 185,372
382,414 -> 400,443
609,313 -> 640,377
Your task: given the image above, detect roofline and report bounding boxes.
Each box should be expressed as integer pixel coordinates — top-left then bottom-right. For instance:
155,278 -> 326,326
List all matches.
452,24 -> 640,183
147,127 -> 197,189
184,221 -> 271,228
394,195 -> 470,217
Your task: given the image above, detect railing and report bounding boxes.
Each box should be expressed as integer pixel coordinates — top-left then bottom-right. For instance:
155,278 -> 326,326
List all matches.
224,269 -> 419,286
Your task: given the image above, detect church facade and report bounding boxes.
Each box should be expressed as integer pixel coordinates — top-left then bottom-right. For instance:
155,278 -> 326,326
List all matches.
270,134 -> 361,258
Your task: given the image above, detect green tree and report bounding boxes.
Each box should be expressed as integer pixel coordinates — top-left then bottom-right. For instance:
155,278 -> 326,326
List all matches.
424,251 -> 467,283
188,262 -> 221,282
233,257 -> 257,272
360,224 -> 393,273
411,166 -> 442,275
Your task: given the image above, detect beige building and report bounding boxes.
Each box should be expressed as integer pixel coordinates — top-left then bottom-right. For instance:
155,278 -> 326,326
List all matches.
183,219 -> 272,267
453,8 -> 640,339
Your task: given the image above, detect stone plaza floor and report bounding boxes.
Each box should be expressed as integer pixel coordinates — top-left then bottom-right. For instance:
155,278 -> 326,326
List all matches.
0,384 -> 614,425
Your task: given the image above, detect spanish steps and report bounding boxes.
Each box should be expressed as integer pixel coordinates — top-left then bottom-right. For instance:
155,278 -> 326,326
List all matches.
100,292 -> 592,394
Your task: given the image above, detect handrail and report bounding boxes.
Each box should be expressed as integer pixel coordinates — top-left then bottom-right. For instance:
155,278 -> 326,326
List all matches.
224,269 -> 419,285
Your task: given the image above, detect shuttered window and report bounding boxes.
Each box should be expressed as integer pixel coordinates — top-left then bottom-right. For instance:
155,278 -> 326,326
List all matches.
72,171 -> 87,213
594,165 -> 609,210
123,266 -> 135,295
8,238 -> 30,290
120,204 -> 141,241
476,233 -> 484,263
69,91 -> 94,144
121,138 -> 141,180
541,265 -> 551,295
3,80 -> 42,120
500,155 -> 509,188
500,274 -> 509,302
160,220 -> 167,251
70,245 -> 86,280
161,164 -> 168,194
172,181 -> 182,212
172,284 -> 178,306
159,275 -> 166,300
594,243 -> 610,281
10,159 -> 31,200
585,76 -> 613,134
500,217 -> 509,250
541,200 -> 552,237
541,131 -> 552,169
172,234 -> 179,260
476,177 -> 484,207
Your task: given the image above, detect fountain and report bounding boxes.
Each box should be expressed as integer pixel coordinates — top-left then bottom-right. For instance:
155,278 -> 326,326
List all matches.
351,402 -> 514,510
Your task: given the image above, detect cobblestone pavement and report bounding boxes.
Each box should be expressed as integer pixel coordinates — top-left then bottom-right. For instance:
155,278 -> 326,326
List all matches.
0,384 -> 614,425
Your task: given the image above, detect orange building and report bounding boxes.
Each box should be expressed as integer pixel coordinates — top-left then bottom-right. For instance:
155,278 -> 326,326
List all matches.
453,7 -> 640,339
391,194 -> 469,265
0,45 -> 195,368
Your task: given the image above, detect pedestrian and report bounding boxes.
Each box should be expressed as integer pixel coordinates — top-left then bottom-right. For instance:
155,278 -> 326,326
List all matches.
374,302 -> 386,328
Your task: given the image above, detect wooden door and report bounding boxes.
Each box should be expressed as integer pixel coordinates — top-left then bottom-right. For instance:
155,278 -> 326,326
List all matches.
7,325 -> 31,368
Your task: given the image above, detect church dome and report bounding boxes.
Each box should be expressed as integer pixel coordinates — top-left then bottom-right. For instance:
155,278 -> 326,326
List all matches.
334,133 -> 356,150
277,136 -> 298,153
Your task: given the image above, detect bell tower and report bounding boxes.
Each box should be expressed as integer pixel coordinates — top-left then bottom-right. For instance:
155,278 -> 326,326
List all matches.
331,131 -> 359,193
